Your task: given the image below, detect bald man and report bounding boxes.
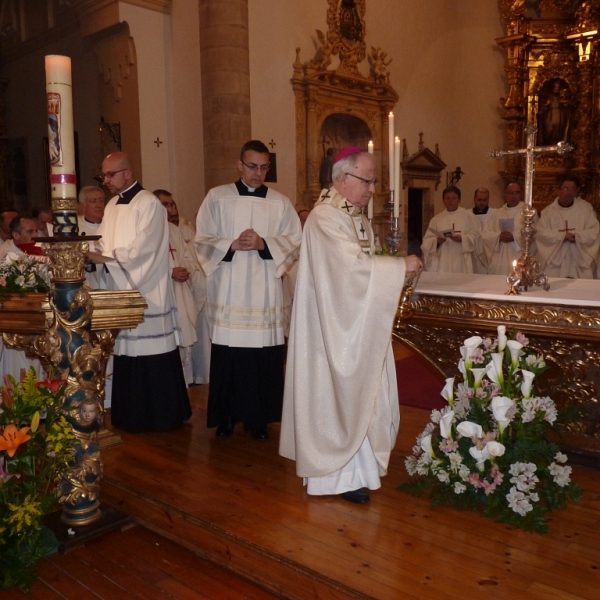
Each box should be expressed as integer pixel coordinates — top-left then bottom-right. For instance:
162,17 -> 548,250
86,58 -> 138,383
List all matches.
96,151 -> 191,432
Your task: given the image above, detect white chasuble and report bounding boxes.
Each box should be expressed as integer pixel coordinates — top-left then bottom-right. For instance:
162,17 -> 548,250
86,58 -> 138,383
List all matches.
536,197 -> 600,279
421,207 -> 481,273
194,183 -> 302,348
96,184 -> 180,357
279,188 -> 404,480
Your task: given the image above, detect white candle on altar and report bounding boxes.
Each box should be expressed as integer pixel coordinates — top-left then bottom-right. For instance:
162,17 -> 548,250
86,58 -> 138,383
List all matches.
368,140 -> 374,154
393,137 -> 401,218
388,112 -> 395,190
368,197 -> 373,220
45,55 -> 77,233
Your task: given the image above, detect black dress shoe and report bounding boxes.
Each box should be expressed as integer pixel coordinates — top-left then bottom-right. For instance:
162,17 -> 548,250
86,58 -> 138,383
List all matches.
249,427 -> 269,441
215,419 -> 235,438
340,488 -> 370,504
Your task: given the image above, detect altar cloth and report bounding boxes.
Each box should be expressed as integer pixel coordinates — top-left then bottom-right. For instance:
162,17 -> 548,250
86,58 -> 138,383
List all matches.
414,272 -> 600,308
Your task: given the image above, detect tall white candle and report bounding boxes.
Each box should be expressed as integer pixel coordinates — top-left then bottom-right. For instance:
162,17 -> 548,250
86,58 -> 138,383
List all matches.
393,137 -> 401,218
388,112 -> 394,190
368,140 -> 374,154
45,55 -> 77,235
368,197 -> 373,220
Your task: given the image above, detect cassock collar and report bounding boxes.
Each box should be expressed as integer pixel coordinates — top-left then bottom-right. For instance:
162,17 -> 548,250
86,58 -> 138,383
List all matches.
318,188 -> 363,217
116,181 -> 144,204
235,179 -> 268,198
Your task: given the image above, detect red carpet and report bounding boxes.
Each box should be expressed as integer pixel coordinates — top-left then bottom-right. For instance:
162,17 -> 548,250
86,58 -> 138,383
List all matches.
396,355 -> 447,410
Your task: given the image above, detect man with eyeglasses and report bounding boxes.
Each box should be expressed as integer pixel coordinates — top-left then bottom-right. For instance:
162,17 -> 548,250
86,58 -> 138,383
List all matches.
280,147 -> 423,505
481,181 -> 538,275
535,175 -> 600,279
195,140 -> 302,442
421,185 -> 482,273
95,151 -> 191,433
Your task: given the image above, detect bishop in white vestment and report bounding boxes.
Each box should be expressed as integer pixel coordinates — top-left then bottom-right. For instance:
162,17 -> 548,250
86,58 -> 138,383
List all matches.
96,152 -> 191,432
280,148 -> 423,504
535,177 -> 600,279
195,140 -> 301,440
421,186 -> 481,273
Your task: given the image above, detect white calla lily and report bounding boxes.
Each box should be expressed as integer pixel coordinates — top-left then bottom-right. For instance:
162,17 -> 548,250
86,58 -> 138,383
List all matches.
491,396 -> 514,433
439,410 -> 455,439
470,368 -> 487,390
506,340 -> 523,369
485,353 -> 504,386
497,325 -> 507,352
440,378 -> 455,405
461,336 -> 483,369
484,441 -> 506,458
458,359 -> 467,379
520,370 -> 535,399
469,446 -> 486,471
420,434 -> 435,457
456,421 -> 483,439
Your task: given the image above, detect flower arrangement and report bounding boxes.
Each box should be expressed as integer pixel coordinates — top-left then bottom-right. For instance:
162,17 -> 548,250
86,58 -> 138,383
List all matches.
0,252 -> 50,302
0,368 -> 75,591
400,326 -> 583,534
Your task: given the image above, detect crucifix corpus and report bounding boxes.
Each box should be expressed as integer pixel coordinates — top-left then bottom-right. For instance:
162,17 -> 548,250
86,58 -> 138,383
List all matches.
489,124 -> 573,293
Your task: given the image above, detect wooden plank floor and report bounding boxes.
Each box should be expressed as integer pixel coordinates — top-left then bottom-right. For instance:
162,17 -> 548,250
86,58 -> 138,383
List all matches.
13,341 -> 599,599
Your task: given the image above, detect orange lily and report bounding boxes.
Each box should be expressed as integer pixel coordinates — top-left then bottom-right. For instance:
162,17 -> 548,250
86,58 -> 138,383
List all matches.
35,378 -> 65,394
0,424 -> 31,457
1,386 -> 13,408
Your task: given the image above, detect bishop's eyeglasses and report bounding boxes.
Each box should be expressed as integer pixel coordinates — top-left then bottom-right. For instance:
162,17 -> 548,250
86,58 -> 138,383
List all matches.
345,172 -> 378,187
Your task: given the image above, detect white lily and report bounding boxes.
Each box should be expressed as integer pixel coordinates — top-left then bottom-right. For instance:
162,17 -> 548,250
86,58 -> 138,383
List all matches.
420,434 -> 435,458
497,325 -> 507,352
484,441 -> 506,458
458,359 -> 467,379
520,370 -> 535,399
461,336 -> 483,369
470,368 -> 487,391
439,410 -> 455,439
440,377 -> 455,405
506,340 -> 523,369
469,446 -> 486,471
456,421 -> 483,439
491,396 -> 514,434
486,353 -> 504,387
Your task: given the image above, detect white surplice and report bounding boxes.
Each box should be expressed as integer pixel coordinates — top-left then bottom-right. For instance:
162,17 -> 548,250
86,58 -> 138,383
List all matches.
78,216 -> 105,290
279,188 -> 404,492
481,202 -> 538,275
536,197 -> 600,279
194,183 -> 302,348
96,184 -> 180,357
421,206 -> 482,273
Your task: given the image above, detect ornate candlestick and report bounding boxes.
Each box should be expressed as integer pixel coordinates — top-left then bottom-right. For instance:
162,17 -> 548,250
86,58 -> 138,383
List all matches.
384,190 -> 401,254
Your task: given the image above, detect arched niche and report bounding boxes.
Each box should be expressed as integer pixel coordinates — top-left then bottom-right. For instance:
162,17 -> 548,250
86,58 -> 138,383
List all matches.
318,113 -> 372,188
292,50 -> 398,211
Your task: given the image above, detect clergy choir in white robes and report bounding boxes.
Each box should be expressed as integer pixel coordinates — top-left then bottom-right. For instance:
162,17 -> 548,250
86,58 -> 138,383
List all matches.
536,176 -> 600,279
96,152 -> 191,432
78,185 -> 107,290
421,186 -> 482,273
471,187 -> 495,274
481,182 -> 538,276
195,140 -> 302,441
280,147 -> 423,505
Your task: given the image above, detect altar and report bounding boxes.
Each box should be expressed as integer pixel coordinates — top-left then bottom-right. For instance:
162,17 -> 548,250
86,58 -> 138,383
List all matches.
394,272 -> 600,462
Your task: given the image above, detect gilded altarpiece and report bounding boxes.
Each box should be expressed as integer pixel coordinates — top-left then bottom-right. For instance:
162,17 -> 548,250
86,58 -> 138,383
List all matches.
497,0 -> 600,209
292,0 -> 398,214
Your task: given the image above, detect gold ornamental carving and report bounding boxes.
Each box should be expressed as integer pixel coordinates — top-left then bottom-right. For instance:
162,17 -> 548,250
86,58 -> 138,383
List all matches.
51,197 -> 78,212
326,0 -> 366,76
42,240 -> 88,281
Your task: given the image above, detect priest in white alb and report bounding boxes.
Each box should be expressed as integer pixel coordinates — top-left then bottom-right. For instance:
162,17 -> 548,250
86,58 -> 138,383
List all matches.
280,147 -> 423,505
96,152 -> 191,432
481,181 -> 538,275
195,140 -> 302,441
536,175 -> 600,279
421,186 -> 482,273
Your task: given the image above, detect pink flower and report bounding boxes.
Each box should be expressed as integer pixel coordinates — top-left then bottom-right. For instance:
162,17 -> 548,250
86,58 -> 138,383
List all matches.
516,332 -> 529,346
481,480 -> 497,495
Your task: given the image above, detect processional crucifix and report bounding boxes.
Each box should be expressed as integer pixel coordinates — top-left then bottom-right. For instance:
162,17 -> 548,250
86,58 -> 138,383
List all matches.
489,124 -> 573,293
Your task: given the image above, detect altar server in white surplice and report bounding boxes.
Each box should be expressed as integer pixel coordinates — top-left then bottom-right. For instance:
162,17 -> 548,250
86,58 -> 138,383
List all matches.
280,147 -> 423,505
471,188 -> 495,274
536,175 -> 600,279
96,152 -> 191,432
166,221 -> 199,384
481,182 -> 538,276
421,186 -> 482,273
195,140 -> 302,442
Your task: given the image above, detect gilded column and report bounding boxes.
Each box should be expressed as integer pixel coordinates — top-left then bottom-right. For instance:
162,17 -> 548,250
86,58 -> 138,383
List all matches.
199,0 -> 251,191
306,98 -> 320,203
573,60 -> 593,173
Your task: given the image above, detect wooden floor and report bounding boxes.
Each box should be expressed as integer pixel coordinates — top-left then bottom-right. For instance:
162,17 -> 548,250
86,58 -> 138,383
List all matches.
11,342 -> 600,599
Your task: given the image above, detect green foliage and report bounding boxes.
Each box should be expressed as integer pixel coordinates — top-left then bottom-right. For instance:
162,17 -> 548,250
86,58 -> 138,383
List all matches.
0,254 -> 50,302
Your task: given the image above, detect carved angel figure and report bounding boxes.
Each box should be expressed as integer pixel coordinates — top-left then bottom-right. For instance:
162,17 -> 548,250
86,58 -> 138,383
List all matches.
369,46 -> 391,84
310,29 -> 333,70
